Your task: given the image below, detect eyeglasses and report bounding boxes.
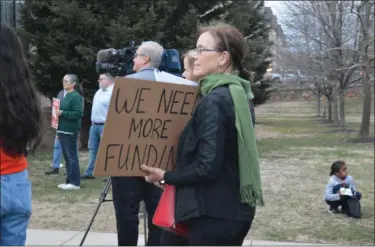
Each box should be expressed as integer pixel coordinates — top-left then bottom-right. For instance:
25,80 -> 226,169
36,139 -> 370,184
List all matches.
194,47 -> 221,55
62,79 -> 70,84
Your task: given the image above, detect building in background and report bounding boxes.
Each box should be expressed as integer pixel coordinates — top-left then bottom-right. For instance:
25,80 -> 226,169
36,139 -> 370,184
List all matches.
264,6 -> 287,75
1,0 -> 23,28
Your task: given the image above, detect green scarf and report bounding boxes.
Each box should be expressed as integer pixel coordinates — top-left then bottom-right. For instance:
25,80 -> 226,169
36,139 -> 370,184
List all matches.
199,73 -> 264,207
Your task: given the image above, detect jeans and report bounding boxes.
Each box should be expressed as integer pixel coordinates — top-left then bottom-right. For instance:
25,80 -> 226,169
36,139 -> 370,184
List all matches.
52,136 -> 62,169
0,169 -> 32,246
84,124 -> 104,177
111,177 -> 163,246
59,133 -> 80,186
52,135 -> 78,169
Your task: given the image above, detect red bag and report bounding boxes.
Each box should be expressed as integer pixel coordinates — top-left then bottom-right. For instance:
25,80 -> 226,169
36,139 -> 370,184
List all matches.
152,184 -> 188,237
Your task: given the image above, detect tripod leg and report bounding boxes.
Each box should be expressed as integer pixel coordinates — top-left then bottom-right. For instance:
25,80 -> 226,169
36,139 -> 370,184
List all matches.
143,204 -> 147,245
79,178 -> 112,246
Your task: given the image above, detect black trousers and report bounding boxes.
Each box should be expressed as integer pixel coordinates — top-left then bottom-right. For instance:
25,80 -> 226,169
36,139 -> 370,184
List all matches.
161,216 -> 251,246
326,191 -> 362,209
111,177 -> 163,246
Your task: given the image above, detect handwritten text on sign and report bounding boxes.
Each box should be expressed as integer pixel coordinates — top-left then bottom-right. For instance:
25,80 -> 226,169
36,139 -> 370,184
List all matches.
93,77 -> 198,177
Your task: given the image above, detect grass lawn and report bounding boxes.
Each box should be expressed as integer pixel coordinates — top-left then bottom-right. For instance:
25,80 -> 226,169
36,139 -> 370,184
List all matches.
27,98 -> 374,245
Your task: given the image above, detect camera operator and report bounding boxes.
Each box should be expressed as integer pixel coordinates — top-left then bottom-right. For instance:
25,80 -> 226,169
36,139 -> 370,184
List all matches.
111,41 -> 165,246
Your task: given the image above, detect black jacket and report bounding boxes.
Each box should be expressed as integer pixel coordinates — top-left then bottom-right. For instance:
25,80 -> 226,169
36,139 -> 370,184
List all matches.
164,86 -> 256,223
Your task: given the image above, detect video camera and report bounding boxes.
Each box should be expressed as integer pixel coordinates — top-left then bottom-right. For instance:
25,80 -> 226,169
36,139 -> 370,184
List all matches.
95,41 -> 182,77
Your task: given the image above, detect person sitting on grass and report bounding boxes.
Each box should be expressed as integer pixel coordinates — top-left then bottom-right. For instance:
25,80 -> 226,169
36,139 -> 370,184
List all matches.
325,160 -> 362,214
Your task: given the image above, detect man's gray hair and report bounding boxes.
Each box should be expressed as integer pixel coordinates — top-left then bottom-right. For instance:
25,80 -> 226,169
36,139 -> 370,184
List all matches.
139,41 -> 164,68
66,74 -> 79,84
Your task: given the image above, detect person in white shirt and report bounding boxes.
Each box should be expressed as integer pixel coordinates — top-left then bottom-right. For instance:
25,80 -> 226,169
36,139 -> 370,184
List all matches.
82,73 -> 114,179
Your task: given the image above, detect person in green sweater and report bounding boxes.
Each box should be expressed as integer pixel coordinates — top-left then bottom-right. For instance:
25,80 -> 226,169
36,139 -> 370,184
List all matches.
56,74 -> 84,190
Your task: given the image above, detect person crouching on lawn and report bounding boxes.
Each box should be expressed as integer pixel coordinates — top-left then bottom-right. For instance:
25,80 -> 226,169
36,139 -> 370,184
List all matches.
325,160 -> 362,214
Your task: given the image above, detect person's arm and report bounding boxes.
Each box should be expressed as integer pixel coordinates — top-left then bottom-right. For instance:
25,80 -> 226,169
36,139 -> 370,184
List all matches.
325,178 -> 341,201
61,94 -> 83,120
163,93 -> 227,186
57,90 -> 64,101
347,175 -> 357,191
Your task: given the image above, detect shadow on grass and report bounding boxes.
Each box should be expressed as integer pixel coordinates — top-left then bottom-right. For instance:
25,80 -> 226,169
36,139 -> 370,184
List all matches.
349,136 -> 375,144
330,128 -> 358,133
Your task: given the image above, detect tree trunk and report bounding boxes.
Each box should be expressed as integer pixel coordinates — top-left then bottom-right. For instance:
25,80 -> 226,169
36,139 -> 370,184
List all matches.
360,83 -> 372,139
359,60 -> 372,139
332,88 -> 339,125
328,99 -> 333,121
316,91 -> 321,116
339,90 -> 346,129
358,0 -> 372,141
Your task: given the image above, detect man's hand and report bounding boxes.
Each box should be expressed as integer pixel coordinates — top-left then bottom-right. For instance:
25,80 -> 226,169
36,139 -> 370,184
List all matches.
57,110 -> 63,116
141,164 -> 166,183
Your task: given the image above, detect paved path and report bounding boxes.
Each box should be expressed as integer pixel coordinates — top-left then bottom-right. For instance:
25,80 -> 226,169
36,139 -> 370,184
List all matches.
26,229 -> 339,246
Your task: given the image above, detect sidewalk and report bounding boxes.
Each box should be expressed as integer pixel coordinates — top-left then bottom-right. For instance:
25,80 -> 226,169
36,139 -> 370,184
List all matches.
26,229 -> 337,246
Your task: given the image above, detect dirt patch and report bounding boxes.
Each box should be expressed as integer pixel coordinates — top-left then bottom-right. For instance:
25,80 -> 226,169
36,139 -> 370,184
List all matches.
255,124 -> 315,140
29,199 -> 146,234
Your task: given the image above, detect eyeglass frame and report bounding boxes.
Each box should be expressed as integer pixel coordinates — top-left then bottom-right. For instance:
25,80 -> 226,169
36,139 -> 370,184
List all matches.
193,47 -> 223,55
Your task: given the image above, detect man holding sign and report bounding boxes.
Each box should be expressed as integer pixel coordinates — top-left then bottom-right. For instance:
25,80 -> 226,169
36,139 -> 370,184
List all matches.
110,41 -> 165,246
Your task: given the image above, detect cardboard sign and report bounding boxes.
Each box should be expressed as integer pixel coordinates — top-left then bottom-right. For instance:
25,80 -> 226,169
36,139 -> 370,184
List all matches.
51,98 -> 60,129
93,77 -> 199,177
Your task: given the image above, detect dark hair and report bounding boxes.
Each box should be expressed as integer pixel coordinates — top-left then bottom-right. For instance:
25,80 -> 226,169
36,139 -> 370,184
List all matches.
198,23 -> 250,81
330,160 -> 346,176
0,23 -> 42,156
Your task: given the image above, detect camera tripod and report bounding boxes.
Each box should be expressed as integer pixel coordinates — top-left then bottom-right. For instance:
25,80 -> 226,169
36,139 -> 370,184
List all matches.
79,177 -> 148,246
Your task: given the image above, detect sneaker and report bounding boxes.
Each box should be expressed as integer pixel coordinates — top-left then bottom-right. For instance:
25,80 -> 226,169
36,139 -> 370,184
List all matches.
45,168 -> 59,175
328,207 -> 340,214
50,163 -> 64,168
61,184 -> 80,190
58,183 -> 67,189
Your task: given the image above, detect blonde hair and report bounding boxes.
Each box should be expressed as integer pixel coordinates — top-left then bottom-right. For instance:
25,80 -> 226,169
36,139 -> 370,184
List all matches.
182,49 -> 196,68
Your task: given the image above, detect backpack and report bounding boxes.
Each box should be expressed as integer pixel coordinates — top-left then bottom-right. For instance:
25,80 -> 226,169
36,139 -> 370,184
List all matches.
343,196 -> 361,218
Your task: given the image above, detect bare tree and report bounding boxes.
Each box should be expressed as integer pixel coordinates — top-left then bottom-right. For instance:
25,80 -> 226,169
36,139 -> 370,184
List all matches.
282,1 -> 369,128
281,1 -> 337,120
351,0 -> 375,141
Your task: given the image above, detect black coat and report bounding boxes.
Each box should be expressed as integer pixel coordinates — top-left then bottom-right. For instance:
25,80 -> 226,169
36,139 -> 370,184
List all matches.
164,86 -> 256,223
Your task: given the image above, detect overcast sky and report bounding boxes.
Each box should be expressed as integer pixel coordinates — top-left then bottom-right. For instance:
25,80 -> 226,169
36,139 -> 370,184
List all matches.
264,1 -> 286,19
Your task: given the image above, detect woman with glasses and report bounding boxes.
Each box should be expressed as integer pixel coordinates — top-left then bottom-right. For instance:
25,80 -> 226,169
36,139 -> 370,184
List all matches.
0,23 -> 43,246
56,74 -> 83,190
141,23 -> 263,245
182,48 -> 256,127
